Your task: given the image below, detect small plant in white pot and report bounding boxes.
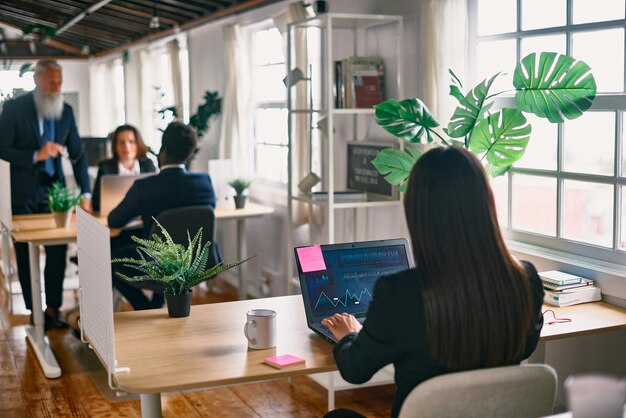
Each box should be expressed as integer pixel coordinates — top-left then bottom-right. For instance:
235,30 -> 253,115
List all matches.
228,178 -> 251,209
113,220 -> 252,317
47,182 -> 82,228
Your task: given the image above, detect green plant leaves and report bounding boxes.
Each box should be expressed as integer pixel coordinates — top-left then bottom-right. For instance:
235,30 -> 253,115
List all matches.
513,52 -> 596,123
47,182 -> 82,212
469,108 -> 531,167
447,73 -> 498,138
375,98 -> 440,143
371,147 -> 422,192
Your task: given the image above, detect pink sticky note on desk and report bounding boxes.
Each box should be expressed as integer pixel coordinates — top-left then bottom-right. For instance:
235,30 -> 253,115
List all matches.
297,245 -> 326,273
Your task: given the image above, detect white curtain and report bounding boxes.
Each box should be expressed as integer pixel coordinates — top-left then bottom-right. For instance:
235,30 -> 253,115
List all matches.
219,24 -> 251,178
88,58 -> 119,137
418,0 -> 468,126
167,39 -> 184,119
274,3 -> 310,226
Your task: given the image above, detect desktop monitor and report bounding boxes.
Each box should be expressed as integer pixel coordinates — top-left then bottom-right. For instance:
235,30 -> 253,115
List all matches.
81,137 -> 110,167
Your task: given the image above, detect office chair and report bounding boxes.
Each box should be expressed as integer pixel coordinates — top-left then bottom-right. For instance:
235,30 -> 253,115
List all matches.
398,364 -> 557,418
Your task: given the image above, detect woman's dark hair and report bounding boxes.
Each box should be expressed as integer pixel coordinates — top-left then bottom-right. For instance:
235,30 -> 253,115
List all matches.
160,121 -> 197,164
110,124 -> 149,160
404,146 -> 532,371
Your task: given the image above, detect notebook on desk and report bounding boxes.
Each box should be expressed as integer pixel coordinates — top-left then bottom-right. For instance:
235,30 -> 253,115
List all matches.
294,239 -> 413,343
98,173 -> 155,216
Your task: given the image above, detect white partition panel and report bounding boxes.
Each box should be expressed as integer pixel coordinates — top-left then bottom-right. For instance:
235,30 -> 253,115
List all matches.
76,208 -> 128,387
0,159 -> 11,231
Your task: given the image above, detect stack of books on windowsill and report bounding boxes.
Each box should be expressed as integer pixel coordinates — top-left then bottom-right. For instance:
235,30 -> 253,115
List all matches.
539,270 -> 601,307
311,191 -> 368,202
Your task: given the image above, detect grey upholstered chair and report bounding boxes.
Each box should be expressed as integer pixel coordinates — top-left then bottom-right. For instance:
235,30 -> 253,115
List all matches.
398,364 -> 558,418
148,205 -> 220,269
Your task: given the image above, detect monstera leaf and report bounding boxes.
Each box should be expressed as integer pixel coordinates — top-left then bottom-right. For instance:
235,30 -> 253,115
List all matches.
468,108 -> 531,167
371,147 -> 422,192
447,73 -> 499,139
513,52 -> 596,123
375,98 -> 440,144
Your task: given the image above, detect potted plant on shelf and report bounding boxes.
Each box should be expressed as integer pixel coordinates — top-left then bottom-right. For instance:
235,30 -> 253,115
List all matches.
113,220 -> 251,317
370,52 -> 597,189
48,182 -> 82,228
229,178 -> 251,209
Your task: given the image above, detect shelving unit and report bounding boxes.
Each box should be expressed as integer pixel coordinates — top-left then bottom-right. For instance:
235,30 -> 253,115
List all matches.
284,13 -> 404,410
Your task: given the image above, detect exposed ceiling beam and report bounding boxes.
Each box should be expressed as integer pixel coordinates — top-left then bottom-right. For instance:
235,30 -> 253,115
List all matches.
56,0 -> 114,36
103,3 -> 178,25
96,0 -> 276,58
44,38 -> 83,55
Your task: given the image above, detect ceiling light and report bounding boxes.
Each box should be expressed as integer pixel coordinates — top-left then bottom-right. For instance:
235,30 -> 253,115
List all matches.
150,15 -> 160,29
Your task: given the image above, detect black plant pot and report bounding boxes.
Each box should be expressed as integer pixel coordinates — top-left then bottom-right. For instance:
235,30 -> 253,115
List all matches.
234,195 -> 247,209
165,291 -> 192,318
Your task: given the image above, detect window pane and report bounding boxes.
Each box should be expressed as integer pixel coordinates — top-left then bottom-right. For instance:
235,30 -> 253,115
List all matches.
573,0 -> 625,24
254,108 -> 288,145
520,34 -> 566,59
522,0 -> 566,30
253,64 -> 287,102
572,29 -> 625,92
563,112 -> 615,176
491,175 -> 509,227
253,28 -> 284,65
515,113 -> 557,170
478,0 -> 517,35
254,144 -> 288,182
511,174 -> 557,235
562,180 -> 613,247
476,39 -> 516,92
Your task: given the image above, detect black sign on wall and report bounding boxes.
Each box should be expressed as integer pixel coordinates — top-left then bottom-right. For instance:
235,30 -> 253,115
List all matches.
347,143 -> 394,197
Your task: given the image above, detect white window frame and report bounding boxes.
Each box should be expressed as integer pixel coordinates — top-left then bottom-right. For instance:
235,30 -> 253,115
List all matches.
469,0 -> 626,266
248,21 -> 289,186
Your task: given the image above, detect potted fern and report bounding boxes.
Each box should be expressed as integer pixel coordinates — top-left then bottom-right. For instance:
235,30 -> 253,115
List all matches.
48,182 -> 82,228
229,178 -> 251,209
113,220 -> 251,317
371,52 -> 597,188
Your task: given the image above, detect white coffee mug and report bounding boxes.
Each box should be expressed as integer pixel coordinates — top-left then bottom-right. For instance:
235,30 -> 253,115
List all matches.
244,309 -> 277,349
566,374 -> 626,418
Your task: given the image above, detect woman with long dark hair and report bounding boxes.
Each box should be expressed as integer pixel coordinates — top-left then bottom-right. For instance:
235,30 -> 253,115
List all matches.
322,146 -> 544,418
92,124 -> 156,212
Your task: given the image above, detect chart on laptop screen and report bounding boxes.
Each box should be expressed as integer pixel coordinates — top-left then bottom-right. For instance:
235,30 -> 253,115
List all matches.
303,245 -> 409,319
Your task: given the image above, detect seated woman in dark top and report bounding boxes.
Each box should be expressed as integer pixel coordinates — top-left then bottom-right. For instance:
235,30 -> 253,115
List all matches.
322,146 -> 544,418
92,124 -> 156,212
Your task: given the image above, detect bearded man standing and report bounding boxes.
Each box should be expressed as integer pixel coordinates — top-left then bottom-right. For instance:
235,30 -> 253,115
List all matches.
0,60 -> 92,329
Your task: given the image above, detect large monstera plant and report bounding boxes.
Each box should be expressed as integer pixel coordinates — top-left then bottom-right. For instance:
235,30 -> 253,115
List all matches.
372,52 -> 597,191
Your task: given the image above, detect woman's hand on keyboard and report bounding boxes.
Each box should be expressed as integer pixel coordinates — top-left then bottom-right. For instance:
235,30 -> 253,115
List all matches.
322,313 -> 362,341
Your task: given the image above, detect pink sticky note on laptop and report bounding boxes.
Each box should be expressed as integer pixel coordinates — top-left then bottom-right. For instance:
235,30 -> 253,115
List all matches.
296,245 -> 326,273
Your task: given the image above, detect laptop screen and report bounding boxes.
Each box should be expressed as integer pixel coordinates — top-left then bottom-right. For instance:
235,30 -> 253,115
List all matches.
295,239 -> 412,322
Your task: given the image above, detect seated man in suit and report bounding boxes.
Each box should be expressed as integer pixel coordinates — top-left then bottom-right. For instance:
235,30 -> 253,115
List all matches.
107,121 -> 216,310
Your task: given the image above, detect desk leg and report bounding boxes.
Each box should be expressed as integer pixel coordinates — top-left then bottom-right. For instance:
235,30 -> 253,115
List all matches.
2,229 -> 10,278
236,218 -> 247,300
328,373 -> 335,411
140,393 -> 162,418
25,242 -> 61,379
527,340 -> 546,364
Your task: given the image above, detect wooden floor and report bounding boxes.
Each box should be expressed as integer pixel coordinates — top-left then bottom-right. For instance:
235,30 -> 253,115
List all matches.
0,272 -> 395,417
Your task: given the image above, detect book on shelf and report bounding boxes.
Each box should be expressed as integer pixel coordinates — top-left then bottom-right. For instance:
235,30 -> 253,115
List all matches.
334,56 -> 384,109
544,286 -> 601,307
539,270 -> 586,286
311,191 -> 368,202
542,278 -> 594,292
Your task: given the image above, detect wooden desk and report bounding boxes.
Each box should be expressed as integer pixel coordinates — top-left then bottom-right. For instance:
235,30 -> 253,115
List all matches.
214,203 -> 274,299
10,213 -> 117,379
112,295 -> 335,417
532,302 -> 626,363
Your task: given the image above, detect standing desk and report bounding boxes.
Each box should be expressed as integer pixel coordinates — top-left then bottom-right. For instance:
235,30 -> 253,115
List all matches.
109,297 -> 626,418
214,203 -> 274,299
11,213 -> 119,378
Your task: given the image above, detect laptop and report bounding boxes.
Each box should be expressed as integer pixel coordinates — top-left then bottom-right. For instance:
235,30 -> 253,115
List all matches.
98,173 -> 155,216
295,238 -> 413,344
